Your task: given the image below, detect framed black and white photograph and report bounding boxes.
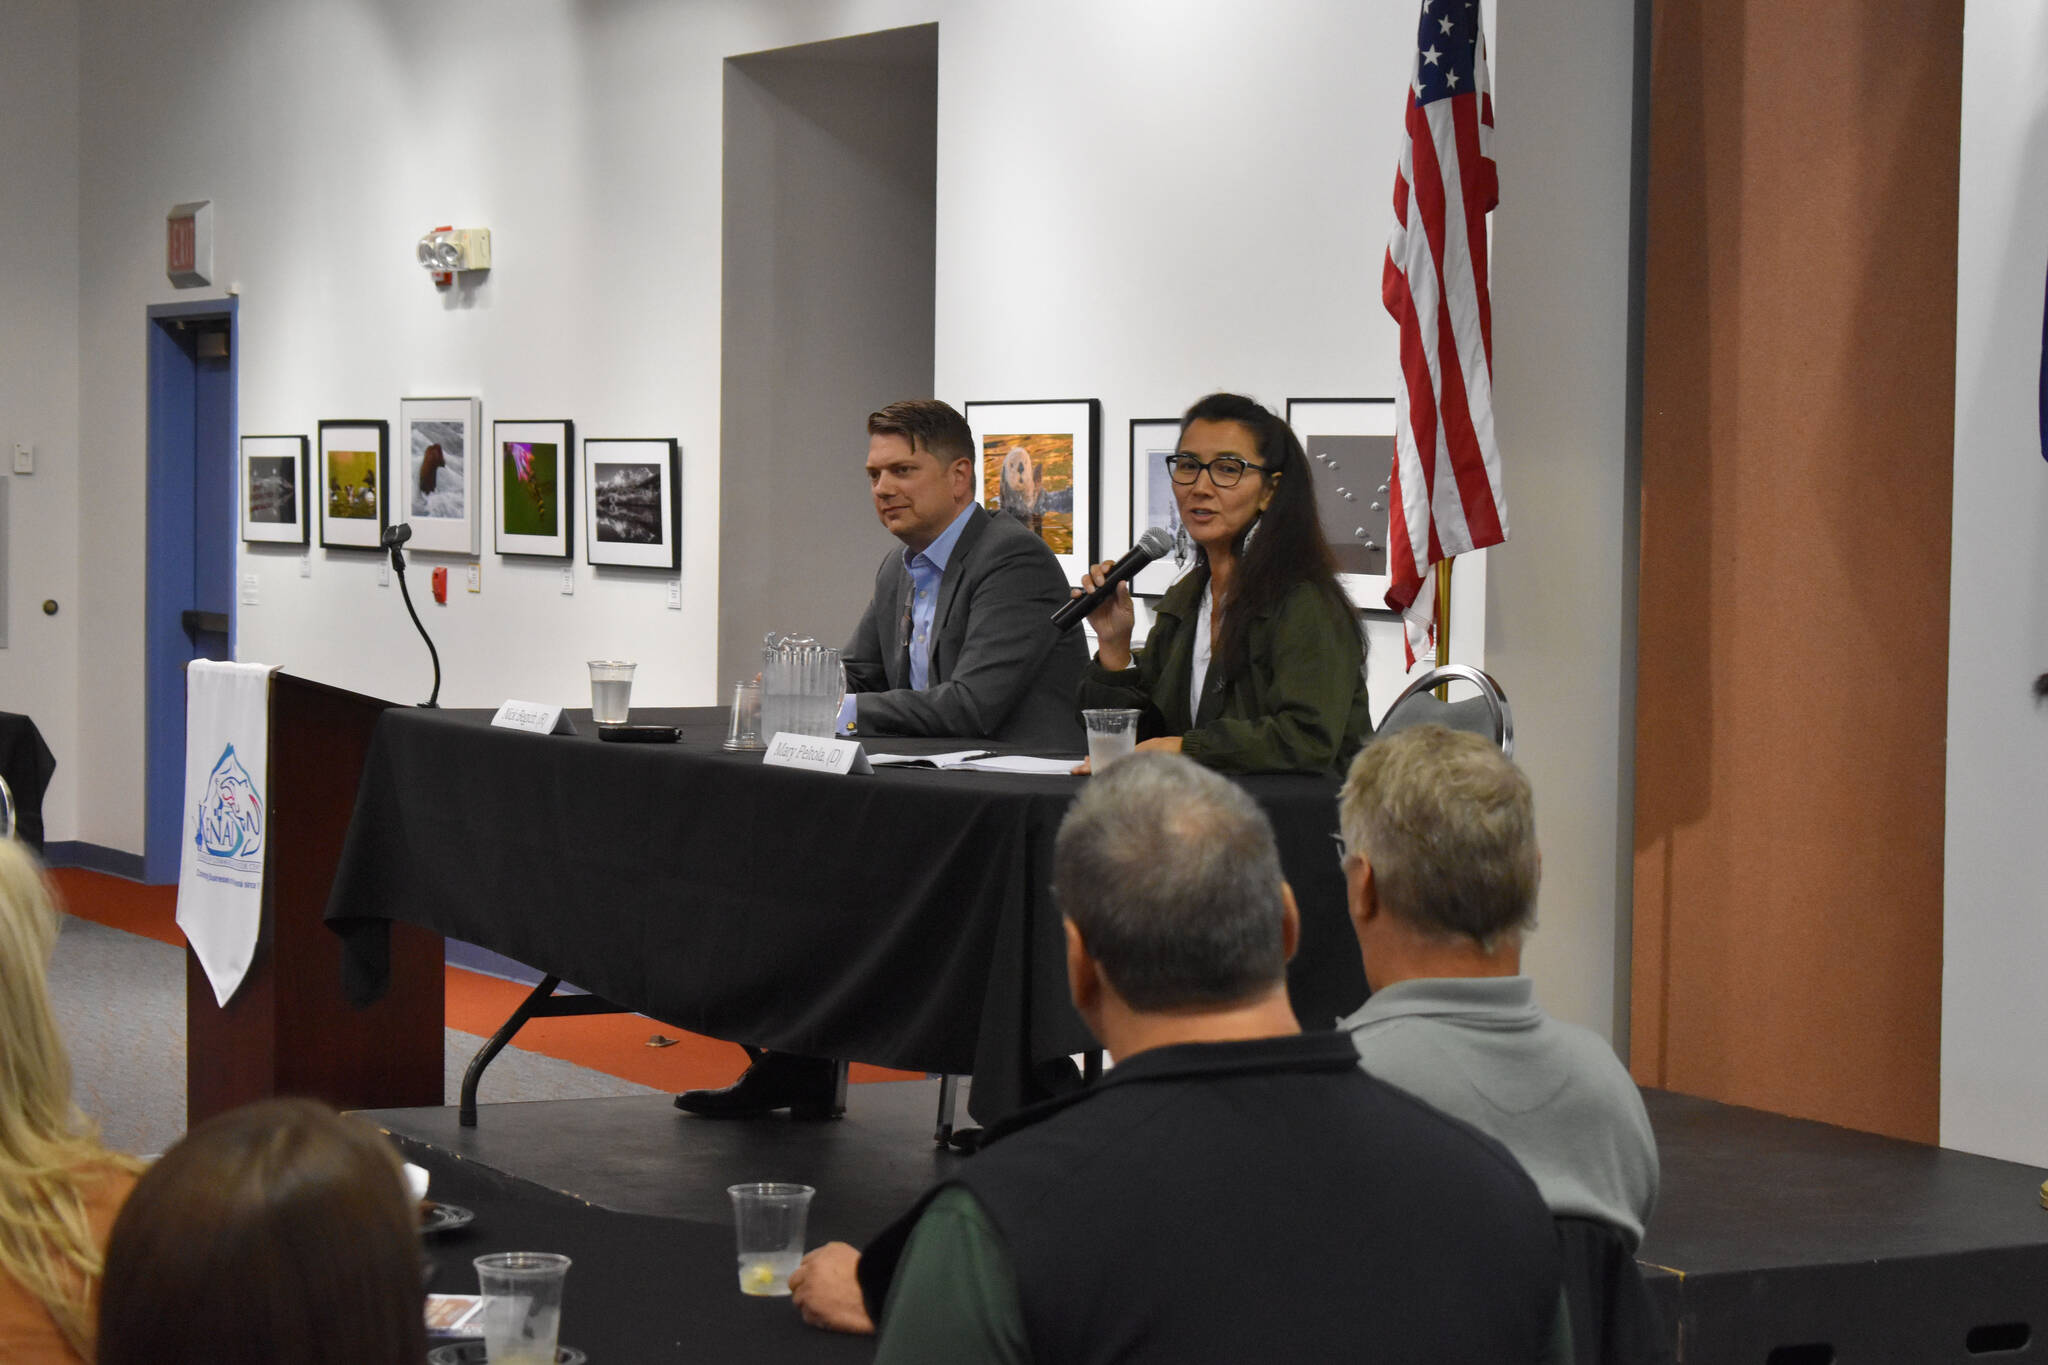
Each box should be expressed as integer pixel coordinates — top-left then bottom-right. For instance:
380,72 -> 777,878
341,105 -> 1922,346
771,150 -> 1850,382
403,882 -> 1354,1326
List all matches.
396,396 -> 483,555
316,419 -> 388,550
583,438 -> 680,569
493,419 -> 575,559
1128,417 -> 1192,597
964,398 -> 1099,585
1286,398 -> 1398,611
239,434 -> 309,545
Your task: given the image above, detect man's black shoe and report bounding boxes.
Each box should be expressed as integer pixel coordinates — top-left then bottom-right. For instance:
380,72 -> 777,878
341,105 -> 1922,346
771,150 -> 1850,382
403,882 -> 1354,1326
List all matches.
674,1052 -> 845,1120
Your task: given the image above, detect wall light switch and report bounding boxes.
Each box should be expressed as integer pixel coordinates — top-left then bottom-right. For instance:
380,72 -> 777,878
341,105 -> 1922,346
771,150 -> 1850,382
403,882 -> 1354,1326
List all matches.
240,573 -> 259,605
466,563 -> 482,594
560,567 -> 574,595
298,553 -> 311,578
378,561 -> 391,587
666,578 -> 682,610
11,444 -> 32,474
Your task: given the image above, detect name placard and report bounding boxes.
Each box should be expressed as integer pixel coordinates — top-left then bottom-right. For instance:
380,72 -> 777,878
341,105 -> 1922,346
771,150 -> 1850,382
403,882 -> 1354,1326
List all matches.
762,731 -> 873,776
491,700 -> 577,736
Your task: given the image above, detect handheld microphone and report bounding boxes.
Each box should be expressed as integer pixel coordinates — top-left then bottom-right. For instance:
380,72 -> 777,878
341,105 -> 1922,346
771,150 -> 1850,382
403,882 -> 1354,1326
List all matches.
1051,525 -> 1175,631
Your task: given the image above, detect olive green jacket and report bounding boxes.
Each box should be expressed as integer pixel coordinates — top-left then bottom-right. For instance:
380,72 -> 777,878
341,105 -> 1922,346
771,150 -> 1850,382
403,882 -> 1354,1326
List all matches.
1075,569 -> 1372,775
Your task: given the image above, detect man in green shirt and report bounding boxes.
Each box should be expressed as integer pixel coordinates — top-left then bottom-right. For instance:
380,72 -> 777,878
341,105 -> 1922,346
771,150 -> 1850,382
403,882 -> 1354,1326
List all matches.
790,753 -> 1573,1363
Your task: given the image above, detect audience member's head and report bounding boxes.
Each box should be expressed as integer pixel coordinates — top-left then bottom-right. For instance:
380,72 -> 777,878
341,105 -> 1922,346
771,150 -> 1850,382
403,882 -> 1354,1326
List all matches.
0,839 -> 138,1360
1054,751 -> 1294,1015
97,1098 -> 425,1365
1338,724 -> 1539,970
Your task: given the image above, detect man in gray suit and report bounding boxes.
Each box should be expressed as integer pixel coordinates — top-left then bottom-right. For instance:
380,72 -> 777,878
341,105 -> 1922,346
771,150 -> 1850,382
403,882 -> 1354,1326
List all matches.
840,399 -> 1085,749
677,399 -> 1086,1120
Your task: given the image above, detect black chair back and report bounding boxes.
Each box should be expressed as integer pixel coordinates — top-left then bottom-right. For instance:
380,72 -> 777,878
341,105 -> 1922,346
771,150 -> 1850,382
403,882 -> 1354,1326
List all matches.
1555,1215 -> 1674,1365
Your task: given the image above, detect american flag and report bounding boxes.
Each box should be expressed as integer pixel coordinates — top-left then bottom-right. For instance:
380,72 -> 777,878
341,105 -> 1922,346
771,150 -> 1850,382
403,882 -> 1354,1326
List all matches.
1382,0 -> 1508,665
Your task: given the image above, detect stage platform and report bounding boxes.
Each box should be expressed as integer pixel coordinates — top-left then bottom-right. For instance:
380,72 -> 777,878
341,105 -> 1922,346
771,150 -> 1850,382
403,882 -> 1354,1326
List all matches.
361,1082 -> 2048,1363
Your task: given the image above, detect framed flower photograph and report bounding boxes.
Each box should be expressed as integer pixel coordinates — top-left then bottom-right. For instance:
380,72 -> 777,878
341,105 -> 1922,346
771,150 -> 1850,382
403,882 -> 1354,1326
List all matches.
316,419 -> 388,550
583,438 -> 680,569
1127,417 -> 1192,598
396,396 -> 483,555
1285,397 -> 1398,610
240,434 -> 309,545
964,398 -> 1099,585
493,419 -> 574,559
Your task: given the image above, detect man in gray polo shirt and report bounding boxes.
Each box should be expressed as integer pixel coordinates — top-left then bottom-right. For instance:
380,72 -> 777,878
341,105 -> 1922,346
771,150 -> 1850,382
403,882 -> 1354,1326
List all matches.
1336,725 -> 1659,1247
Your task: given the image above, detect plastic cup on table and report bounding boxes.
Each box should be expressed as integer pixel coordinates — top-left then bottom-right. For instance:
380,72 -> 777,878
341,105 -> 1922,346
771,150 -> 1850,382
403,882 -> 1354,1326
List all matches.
473,1252 -> 571,1364
587,660 -> 636,725
728,1182 -> 814,1297
724,678 -> 764,751
1082,707 -> 1143,772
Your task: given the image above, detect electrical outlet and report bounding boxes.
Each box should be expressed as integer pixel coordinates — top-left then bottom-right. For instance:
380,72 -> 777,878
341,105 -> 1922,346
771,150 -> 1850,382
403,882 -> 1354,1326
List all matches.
466,563 -> 481,594
666,579 -> 682,610
299,553 -> 311,578
560,567 -> 575,595
240,573 -> 259,605
11,444 -> 32,475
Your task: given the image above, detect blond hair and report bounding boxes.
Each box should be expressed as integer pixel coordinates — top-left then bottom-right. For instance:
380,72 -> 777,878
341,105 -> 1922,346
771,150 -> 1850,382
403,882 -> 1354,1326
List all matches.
0,841 -> 140,1357
1338,725 -> 1539,951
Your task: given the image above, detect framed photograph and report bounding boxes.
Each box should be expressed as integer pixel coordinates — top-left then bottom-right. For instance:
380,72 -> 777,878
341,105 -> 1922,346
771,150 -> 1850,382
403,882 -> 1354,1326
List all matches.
583,438 -> 680,569
1128,418 -> 1194,598
396,396 -> 483,555
493,420 -> 575,559
317,419 -> 388,550
240,434 -> 309,545
1285,398 -> 1398,611
964,398 -> 1099,585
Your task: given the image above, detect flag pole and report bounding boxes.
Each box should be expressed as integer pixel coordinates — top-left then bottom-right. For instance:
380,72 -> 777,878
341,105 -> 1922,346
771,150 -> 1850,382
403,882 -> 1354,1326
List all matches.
1432,559 -> 1454,698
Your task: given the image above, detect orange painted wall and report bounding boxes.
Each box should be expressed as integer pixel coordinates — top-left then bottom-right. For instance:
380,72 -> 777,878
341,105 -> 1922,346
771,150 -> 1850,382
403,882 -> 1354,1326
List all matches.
1631,0 -> 1961,1142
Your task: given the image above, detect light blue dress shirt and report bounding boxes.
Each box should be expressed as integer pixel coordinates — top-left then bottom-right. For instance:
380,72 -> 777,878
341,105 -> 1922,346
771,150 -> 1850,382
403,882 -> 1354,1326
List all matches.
841,502 -> 977,732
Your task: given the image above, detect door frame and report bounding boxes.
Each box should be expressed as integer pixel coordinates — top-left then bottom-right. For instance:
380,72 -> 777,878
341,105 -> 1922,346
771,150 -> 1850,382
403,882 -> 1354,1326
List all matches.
144,297 -> 239,884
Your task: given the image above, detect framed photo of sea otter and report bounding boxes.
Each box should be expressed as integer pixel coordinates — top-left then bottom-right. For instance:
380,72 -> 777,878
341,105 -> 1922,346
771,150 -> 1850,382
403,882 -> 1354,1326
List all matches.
964,398 -> 1099,586
316,419 -> 388,550
492,420 -> 574,559
396,397 -> 484,555
1284,397 -> 1398,611
583,437 -> 680,569
239,435 -> 309,545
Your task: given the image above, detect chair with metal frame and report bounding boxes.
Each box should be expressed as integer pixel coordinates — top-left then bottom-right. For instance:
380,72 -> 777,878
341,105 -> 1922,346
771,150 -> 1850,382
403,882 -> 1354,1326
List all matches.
1373,663 -> 1514,757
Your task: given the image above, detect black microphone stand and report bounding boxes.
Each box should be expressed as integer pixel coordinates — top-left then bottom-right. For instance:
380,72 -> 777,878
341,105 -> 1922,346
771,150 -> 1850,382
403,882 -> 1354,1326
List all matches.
384,531 -> 441,708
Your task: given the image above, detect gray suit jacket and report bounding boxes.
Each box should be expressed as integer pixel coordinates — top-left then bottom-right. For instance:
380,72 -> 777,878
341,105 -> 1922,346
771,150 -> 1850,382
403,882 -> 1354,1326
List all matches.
843,505 -> 1086,750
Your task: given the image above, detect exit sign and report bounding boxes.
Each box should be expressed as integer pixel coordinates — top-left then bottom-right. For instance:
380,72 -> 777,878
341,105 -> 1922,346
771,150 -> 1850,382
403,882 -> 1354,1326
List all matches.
167,200 -> 213,287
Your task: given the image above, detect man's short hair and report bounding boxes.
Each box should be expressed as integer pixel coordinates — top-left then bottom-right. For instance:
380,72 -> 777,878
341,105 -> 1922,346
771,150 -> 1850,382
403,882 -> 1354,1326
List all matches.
867,400 -> 975,469
1338,725 -> 1538,949
1053,753 -> 1289,1011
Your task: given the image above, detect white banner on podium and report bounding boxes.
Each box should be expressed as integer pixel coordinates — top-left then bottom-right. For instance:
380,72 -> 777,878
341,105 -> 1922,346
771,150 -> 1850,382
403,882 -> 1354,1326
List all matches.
176,660 -> 279,1006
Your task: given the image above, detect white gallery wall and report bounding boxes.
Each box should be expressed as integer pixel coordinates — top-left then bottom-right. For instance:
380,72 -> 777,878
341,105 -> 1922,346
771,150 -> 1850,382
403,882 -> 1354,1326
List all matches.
0,0 -> 84,841
37,0 -> 1641,1039
1942,0 -> 2048,1164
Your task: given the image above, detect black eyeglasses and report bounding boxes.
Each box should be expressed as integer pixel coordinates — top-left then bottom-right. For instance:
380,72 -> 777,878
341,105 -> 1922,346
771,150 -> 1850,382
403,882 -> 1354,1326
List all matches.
1164,453 -> 1271,489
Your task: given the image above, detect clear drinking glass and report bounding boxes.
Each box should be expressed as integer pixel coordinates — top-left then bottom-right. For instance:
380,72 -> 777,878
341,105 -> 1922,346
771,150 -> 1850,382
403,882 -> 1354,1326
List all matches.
473,1252 -> 571,1364
724,679 -> 764,751
1082,707 -> 1142,771
586,661 -> 635,725
728,1182 -> 814,1297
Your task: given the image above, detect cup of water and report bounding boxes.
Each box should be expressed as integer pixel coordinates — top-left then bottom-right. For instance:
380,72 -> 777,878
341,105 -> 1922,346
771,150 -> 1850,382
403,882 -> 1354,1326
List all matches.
723,679 -> 764,751
587,660 -> 636,725
1082,707 -> 1143,772
728,1182 -> 814,1297
473,1252 -> 571,1364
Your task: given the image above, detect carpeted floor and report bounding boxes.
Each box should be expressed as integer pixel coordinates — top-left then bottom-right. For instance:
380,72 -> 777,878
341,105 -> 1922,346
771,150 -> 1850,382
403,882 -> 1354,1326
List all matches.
41,867 -> 919,1157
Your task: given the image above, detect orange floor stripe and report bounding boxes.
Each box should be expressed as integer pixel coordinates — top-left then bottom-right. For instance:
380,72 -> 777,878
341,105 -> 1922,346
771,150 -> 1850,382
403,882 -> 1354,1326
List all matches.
49,867 -> 923,1091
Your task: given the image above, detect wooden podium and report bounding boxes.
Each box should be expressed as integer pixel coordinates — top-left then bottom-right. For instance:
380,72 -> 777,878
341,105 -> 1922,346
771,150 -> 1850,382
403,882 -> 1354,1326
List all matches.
185,673 -> 443,1124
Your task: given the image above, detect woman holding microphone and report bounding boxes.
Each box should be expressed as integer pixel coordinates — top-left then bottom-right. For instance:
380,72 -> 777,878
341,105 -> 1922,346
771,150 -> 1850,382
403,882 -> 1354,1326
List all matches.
1074,392 -> 1372,774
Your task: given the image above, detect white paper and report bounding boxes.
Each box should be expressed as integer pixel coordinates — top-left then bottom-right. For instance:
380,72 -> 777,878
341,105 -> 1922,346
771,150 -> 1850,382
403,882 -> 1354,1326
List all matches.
176,660 -> 278,1007
491,700 -> 576,735
958,755 -> 1082,775
869,750 -> 995,768
762,731 -> 874,776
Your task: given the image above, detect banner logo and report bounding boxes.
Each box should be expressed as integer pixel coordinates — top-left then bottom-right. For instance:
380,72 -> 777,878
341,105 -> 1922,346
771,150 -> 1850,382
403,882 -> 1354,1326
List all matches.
194,743 -> 264,870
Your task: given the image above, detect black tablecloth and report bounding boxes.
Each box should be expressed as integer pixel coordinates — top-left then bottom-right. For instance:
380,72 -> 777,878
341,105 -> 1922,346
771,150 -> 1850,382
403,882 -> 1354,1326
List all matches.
0,711 -> 56,850
326,708 -> 1364,1123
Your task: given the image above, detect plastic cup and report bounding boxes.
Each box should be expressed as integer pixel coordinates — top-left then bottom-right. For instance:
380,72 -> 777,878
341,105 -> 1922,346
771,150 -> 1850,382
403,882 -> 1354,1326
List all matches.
587,660 -> 636,725
723,679 -> 764,751
473,1252 -> 571,1364
728,1182 -> 814,1297
1083,708 -> 1142,772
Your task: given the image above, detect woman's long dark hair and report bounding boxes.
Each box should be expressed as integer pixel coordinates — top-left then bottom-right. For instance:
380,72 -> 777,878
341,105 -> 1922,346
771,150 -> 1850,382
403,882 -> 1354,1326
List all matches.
1180,392 -> 1361,680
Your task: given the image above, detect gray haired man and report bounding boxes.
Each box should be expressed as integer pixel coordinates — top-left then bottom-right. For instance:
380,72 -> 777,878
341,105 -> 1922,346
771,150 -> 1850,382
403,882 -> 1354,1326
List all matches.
1337,724 -> 1659,1247
791,753 -> 1571,1363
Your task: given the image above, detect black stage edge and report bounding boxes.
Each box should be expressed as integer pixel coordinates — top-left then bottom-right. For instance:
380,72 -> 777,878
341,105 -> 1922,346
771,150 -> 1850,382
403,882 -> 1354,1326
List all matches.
365,1085 -> 2048,1364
